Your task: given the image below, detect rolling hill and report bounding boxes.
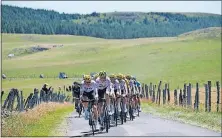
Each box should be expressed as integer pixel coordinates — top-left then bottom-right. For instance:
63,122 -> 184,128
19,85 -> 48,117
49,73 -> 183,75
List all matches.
2,28 -> 221,95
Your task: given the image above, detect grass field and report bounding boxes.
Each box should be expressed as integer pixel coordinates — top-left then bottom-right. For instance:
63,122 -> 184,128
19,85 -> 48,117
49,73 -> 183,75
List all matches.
1,102 -> 73,136
2,27 -> 221,103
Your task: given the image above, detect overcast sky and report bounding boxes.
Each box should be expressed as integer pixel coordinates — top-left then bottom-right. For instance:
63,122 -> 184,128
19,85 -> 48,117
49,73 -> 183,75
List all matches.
2,1 -> 221,14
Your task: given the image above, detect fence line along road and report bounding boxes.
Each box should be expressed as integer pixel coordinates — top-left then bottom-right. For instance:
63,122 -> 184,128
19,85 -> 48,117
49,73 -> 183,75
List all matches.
141,81 -> 221,112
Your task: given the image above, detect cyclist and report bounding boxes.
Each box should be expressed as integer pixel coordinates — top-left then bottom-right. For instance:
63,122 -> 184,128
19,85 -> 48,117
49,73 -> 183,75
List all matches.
96,71 -> 112,129
116,73 -> 128,116
132,76 -> 142,112
109,74 -> 121,112
80,75 -> 99,129
72,81 -> 81,113
126,75 -> 139,117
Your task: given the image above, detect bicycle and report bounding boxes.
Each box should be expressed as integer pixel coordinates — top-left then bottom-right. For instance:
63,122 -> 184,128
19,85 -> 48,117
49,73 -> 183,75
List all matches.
128,95 -> 135,121
85,99 -> 97,136
109,95 -> 117,127
74,97 -> 83,117
120,95 -> 127,124
113,96 -> 119,127
98,98 -> 109,133
135,94 -> 140,117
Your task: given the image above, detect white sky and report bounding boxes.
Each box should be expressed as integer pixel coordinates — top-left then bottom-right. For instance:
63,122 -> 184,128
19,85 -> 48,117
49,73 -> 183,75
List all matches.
2,1 -> 222,14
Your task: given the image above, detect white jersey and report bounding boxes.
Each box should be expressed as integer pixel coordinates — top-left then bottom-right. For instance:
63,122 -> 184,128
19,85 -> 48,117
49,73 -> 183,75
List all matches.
111,79 -> 120,90
129,79 -> 134,88
96,77 -> 111,92
119,79 -> 128,94
80,80 -> 97,93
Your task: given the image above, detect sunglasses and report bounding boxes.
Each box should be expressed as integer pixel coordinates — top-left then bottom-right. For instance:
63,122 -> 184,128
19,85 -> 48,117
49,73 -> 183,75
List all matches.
85,81 -> 91,84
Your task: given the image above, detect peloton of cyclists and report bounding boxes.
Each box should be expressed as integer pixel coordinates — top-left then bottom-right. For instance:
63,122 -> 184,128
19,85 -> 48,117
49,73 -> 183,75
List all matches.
73,71 -> 142,130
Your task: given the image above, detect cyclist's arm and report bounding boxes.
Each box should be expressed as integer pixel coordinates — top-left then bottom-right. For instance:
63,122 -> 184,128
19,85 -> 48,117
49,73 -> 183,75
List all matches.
116,80 -> 121,93
80,81 -> 84,96
123,81 -> 128,95
94,80 -> 99,98
125,79 -> 130,94
107,78 -> 112,93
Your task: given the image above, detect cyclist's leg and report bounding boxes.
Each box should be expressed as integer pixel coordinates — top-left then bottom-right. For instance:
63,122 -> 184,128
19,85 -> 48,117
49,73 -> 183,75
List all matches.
97,89 -> 105,128
108,89 -> 115,115
122,90 -> 127,113
74,92 -> 79,110
105,88 -> 112,115
81,92 -> 89,120
89,91 -> 98,127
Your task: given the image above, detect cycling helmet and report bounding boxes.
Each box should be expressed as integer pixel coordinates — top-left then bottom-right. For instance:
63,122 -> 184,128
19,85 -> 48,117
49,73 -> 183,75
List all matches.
132,76 -> 136,80
83,75 -> 91,82
125,75 -> 132,80
109,74 -> 116,79
99,71 -> 106,77
117,73 -> 123,80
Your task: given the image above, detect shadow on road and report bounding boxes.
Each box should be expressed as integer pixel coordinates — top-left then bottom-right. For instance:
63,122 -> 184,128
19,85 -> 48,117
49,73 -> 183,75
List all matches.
71,129 -> 107,137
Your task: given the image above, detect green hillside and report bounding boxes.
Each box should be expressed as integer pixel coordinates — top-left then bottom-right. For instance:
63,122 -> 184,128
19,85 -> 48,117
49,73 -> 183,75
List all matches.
2,28 -> 221,98
1,5 -> 221,39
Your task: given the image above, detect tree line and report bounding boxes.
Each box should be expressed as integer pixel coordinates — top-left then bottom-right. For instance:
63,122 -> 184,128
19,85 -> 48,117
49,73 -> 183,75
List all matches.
2,5 -> 221,39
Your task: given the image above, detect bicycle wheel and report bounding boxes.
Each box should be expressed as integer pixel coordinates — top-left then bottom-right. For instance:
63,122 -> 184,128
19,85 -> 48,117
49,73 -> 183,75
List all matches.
120,101 -> 124,125
114,101 -> 118,126
129,104 -> 134,121
91,111 -> 97,135
104,106 -> 109,133
137,105 -> 140,117
88,112 -> 95,135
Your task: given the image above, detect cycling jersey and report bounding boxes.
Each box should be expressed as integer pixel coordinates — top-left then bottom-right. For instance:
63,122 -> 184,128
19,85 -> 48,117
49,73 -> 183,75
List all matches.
129,79 -> 134,88
80,80 -> 97,93
136,81 -> 141,87
72,85 -> 80,93
96,77 -> 111,92
72,85 -> 81,98
118,79 -> 128,94
111,79 -> 120,91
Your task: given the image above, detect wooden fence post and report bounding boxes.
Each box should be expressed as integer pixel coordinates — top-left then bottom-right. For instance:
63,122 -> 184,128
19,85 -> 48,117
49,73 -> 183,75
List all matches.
216,81 -> 220,112
158,81 -> 162,105
179,89 -> 183,106
183,84 -> 187,107
145,84 -> 149,99
167,83 -> 170,103
205,84 -> 209,112
34,89 -> 39,106
40,90 -> 44,103
189,83 -> 192,107
149,83 -> 152,97
163,89 -> 166,105
152,85 -> 155,103
174,89 -> 177,105
208,81 -> 211,112
156,85 -> 159,104
194,83 -> 199,111
20,91 -> 24,112
15,89 -> 20,111
7,89 -> 15,111
187,84 -> 192,108
30,96 -> 35,109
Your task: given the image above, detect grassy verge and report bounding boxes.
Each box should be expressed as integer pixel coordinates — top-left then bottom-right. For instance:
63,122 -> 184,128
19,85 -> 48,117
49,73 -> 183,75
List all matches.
141,100 -> 221,132
1,102 -> 74,136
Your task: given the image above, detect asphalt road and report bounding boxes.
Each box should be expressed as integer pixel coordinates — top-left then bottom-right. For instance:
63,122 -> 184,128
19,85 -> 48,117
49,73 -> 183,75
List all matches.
64,111 -> 221,137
